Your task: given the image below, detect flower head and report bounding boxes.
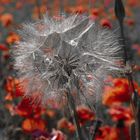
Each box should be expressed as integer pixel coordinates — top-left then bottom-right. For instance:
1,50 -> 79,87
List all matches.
103,78 -> 140,106
13,14 -> 123,106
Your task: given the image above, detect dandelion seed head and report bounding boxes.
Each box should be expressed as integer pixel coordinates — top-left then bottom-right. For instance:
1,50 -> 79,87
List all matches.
12,14 -> 124,106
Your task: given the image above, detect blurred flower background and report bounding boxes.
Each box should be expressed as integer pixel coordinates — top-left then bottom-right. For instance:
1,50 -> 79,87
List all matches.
0,0 -> 140,140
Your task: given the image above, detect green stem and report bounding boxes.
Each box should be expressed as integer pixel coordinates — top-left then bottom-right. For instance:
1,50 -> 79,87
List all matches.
92,120 -> 102,140
66,86 -> 84,140
119,20 -> 140,140
115,0 -> 140,139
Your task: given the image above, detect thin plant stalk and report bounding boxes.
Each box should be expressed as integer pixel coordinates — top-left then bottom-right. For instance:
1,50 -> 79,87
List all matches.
75,76 -> 99,140
57,1 -> 85,138
115,0 -> 140,140
92,120 -> 102,140
66,84 -> 84,140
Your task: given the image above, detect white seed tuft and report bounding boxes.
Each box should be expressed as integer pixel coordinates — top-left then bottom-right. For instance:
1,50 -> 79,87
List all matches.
12,14 -> 124,106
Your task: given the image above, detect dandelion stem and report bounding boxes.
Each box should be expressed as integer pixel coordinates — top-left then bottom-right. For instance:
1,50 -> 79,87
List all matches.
66,84 -> 84,140
75,76 -> 100,140
92,120 -> 102,140
115,0 -> 140,140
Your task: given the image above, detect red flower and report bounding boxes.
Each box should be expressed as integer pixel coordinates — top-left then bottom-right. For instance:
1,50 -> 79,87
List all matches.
103,78 -> 140,106
128,0 -> 140,7
57,118 -> 75,133
0,13 -> 13,27
15,2 -> 23,9
104,0 -> 112,7
125,19 -> 135,26
6,32 -> 20,44
65,6 -> 87,14
108,104 -> 133,124
46,109 -> 56,118
5,77 -> 24,101
0,44 -> 8,51
96,126 -> 118,140
91,8 -> 100,20
100,19 -> 112,29
0,0 -> 12,5
16,98 -> 44,118
22,118 -> 46,133
96,125 -> 130,140
76,105 -> 94,125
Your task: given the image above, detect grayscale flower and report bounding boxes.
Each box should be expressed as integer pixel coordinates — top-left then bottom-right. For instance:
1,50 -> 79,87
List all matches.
12,14 -> 124,106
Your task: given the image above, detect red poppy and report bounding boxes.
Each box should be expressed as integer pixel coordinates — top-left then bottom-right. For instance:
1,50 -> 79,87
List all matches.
0,13 -> 13,27
6,32 -> 20,44
76,105 -> 94,125
125,19 -> 135,26
57,118 -> 75,133
96,125 -> 130,140
65,6 -> 87,14
15,2 -> 23,9
46,109 -> 56,118
100,19 -> 112,29
91,8 -> 100,20
96,126 -> 118,140
0,44 -> 8,51
5,77 -> 24,101
16,97 -> 44,118
104,0 -> 112,7
0,0 -> 12,4
128,0 -> 140,7
22,118 -> 46,133
103,78 -> 140,106
108,104 -> 133,124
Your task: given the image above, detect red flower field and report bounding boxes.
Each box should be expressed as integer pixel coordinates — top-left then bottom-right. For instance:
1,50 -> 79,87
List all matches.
0,0 -> 140,140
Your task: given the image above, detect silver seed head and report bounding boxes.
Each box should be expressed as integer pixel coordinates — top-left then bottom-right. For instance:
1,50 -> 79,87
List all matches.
12,14 -> 124,106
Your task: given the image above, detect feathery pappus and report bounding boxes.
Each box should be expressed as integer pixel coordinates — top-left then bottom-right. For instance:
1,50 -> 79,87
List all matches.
12,14 -> 124,106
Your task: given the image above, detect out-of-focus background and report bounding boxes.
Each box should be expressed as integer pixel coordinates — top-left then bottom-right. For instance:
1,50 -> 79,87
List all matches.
0,0 -> 140,140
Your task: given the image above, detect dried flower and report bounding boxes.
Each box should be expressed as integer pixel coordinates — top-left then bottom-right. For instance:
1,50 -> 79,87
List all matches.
12,14 -> 123,106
